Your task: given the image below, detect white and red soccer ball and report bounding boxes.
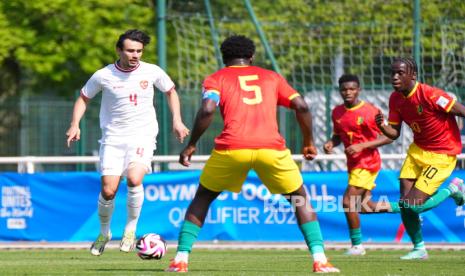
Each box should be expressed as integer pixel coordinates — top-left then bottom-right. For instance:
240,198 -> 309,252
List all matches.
135,233 -> 167,260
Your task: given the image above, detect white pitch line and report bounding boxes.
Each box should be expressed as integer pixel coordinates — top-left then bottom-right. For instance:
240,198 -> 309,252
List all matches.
0,242 -> 465,250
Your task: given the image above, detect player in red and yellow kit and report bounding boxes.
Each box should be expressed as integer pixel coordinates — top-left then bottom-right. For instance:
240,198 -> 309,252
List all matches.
376,57 -> 465,260
166,35 -> 339,273
324,74 -> 396,256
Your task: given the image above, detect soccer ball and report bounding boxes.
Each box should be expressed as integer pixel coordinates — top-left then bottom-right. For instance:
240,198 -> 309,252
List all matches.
135,233 -> 167,260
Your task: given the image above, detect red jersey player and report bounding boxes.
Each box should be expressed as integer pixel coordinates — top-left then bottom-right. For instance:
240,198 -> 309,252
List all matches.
324,74 -> 395,256
166,35 -> 339,273
375,57 -> 465,260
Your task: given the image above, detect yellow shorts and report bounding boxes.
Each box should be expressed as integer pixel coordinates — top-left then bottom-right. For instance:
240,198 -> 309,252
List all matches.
348,168 -> 378,190
200,149 -> 302,194
400,143 -> 457,195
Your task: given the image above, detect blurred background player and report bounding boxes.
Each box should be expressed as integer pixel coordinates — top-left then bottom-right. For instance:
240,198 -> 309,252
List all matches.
166,35 -> 339,273
324,74 -> 398,256
375,57 -> 465,260
66,29 -> 189,256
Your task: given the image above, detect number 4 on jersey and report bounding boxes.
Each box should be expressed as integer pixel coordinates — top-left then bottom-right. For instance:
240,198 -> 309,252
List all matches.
129,93 -> 138,106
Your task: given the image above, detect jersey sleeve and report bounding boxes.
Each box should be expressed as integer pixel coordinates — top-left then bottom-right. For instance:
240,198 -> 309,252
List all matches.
276,74 -> 300,107
80,71 -> 103,100
387,94 -> 402,125
426,87 -> 456,113
153,66 -> 175,93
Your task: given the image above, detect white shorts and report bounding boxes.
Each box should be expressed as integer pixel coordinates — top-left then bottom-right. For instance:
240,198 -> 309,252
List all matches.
99,136 -> 156,176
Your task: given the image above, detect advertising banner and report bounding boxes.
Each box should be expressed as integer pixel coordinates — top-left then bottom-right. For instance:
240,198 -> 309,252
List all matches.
1,171 -> 464,242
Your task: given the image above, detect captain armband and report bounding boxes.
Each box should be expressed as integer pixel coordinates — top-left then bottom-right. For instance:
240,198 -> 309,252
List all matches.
202,90 -> 220,106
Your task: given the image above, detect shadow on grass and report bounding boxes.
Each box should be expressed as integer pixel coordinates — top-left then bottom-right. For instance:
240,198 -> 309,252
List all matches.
87,267 -> 306,273
87,268 -> 167,273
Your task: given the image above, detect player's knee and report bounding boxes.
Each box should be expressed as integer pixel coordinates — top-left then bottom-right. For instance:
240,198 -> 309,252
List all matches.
127,175 -> 143,186
101,187 -> 117,200
126,162 -> 148,185
342,194 -> 352,209
360,200 -> 376,213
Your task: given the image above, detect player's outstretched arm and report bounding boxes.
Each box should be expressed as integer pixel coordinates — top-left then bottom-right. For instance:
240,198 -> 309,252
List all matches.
66,96 -> 89,147
374,112 -> 401,140
449,101 -> 465,118
178,99 -> 216,166
290,96 -> 317,160
165,88 -> 190,143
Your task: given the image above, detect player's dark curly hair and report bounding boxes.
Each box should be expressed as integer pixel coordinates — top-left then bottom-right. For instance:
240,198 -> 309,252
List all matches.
116,29 -> 151,49
338,74 -> 360,87
220,35 -> 255,64
393,57 -> 418,75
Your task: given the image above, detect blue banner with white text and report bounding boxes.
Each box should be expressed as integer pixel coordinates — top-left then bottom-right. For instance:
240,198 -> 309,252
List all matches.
1,171 -> 464,242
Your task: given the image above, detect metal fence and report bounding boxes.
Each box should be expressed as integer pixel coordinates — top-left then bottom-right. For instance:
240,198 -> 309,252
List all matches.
1,19 -> 465,172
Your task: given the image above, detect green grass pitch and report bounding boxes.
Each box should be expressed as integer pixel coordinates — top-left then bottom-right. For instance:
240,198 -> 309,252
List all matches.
0,249 -> 464,275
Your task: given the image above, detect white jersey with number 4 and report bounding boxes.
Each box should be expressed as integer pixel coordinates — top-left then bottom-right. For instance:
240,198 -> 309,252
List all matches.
81,61 -> 174,142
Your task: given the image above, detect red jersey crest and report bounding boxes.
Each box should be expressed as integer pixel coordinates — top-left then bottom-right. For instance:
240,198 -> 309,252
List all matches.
140,80 -> 148,90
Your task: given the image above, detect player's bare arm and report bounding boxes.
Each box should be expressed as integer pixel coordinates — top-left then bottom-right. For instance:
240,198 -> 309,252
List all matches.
375,112 -> 401,140
165,88 -> 190,143
179,99 -> 217,166
290,96 -> 317,160
345,135 -> 392,155
323,134 -> 341,154
449,101 -> 465,118
66,95 -> 89,147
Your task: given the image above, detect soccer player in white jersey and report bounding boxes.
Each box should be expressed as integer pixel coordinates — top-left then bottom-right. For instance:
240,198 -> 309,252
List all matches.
66,29 -> 190,256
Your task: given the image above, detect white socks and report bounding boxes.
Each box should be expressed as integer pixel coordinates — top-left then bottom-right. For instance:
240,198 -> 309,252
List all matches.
98,193 -> 114,236
174,251 -> 189,263
125,185 -> 144,233
98,185 -> 144,236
